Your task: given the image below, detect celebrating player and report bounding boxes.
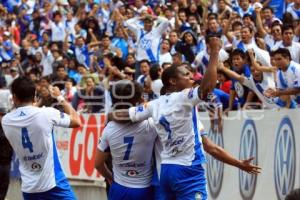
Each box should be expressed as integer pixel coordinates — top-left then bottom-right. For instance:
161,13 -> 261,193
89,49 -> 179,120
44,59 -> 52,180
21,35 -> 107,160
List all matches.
1,77 -> 81,200
109,37 -> 261,200
95,81 -> 157,200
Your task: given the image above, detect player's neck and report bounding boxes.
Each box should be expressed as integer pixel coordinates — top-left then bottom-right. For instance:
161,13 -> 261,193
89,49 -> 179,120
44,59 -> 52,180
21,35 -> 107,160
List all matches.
15,102 -> 33,108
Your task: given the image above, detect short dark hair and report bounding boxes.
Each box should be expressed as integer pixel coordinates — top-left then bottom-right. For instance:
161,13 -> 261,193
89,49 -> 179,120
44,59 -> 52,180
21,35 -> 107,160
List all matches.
241,25 -> 253,33
285,188 -> 300,200
56,63 -> 65,71
282,24 -> 294,35
262,6 -> 273,13
232,21 -> 243,30
273,48 -> 292,60
150,65 -> 161,81
231,49 -> 247,60
139,59 -> 150,66
110,81 -> 143,109
161,65 -> 179,88
11,76 -> 36,103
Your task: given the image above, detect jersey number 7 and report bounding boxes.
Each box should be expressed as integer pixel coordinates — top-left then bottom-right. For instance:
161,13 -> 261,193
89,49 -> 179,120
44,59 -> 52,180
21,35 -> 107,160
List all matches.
123,136 -> 134,160
22,127 -> 34,153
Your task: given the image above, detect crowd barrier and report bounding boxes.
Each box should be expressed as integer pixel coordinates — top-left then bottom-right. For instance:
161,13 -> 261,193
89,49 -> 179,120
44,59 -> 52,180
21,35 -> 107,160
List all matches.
9,109 -> 300,200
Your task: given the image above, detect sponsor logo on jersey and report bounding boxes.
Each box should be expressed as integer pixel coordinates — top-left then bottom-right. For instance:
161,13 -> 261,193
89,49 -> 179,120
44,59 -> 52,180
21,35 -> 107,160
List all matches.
126,170 -> 139,177
274,117 -> 296,199
31,162 -> 42,172
137,106 -> 144,112
239,119 -> 258,199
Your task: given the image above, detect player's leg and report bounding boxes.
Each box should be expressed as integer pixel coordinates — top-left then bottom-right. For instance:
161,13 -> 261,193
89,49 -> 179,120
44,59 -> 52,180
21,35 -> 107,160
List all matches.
159,164 -> 176,200
168,164 -> 207,200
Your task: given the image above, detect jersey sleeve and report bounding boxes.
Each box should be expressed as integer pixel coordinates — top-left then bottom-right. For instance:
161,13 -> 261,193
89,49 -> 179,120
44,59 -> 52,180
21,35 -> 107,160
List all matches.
242,76 -> 255,90
128,101 -> 154,122
43,107 -> 71,128
179,86 -> 201,106
97,126 -> 110,152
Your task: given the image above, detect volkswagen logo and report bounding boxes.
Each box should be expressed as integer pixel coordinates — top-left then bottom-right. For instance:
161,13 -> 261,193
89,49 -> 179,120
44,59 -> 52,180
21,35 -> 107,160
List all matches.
274,117 -> 296,200
207,128 -> 224,198
239,119 -> 258,200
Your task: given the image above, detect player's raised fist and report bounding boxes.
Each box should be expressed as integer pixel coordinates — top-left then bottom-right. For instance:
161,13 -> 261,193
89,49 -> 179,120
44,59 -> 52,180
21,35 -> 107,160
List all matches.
208,37 -> 221,53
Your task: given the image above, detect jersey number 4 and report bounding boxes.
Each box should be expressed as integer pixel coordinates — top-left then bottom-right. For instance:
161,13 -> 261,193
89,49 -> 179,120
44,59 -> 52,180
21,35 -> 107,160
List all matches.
22,127 -> 34,153
123,136 -> 134,160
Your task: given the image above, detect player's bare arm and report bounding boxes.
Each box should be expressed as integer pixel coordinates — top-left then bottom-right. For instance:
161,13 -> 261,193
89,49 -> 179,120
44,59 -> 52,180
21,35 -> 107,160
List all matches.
202,135 -> 261,174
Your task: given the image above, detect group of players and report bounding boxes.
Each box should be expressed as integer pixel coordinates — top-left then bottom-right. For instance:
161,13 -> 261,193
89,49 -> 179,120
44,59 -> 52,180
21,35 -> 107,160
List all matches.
1,37 -> 261,200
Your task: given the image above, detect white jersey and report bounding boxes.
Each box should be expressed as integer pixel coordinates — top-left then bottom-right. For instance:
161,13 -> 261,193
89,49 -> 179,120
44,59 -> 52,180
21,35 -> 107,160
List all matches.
192,49 -> 229,74
271,41 -> 300,63
2,106 -> 70,193
276,61 -> 300,102
98,120 -> 157,188
243,75 -> 279,109
126,17 -> 169,62
129,87 -> 207,166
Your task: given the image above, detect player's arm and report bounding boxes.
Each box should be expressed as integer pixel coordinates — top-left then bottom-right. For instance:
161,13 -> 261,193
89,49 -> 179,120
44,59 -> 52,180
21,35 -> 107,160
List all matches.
50,86 -> 81,128
199,37 -> 221,99
202,135 -> 261,174
108,102 -> 153,123
219,64 -> 245,83
95,150 -> 113,184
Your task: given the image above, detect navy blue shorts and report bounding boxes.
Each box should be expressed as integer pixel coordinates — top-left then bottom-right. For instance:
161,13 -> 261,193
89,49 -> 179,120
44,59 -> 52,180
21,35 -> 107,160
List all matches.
108,182 -> 154,200
160,164 -> 207,200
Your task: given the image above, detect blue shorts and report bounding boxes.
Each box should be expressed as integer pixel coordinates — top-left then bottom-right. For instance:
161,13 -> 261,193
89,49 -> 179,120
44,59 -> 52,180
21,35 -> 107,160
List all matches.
23,179 -> 76,200
160,164 -> 207,200
108,182 -> 154,200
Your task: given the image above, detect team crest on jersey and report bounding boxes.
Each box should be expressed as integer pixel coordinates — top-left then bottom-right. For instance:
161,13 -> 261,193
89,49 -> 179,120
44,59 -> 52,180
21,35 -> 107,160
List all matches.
137,106 -> 144,112
126,170 -> 139,177
188,89 -> 194,99
31,162 -> 42,172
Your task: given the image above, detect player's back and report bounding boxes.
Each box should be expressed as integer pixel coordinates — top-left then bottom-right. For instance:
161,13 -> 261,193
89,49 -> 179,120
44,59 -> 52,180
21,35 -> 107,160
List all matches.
2,106 -> 69,193
99,119 -> 157,188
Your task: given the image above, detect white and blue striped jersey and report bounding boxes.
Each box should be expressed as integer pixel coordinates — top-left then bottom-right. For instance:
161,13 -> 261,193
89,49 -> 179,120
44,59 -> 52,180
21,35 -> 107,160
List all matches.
98,119 -> 157,188
126,17 -> 169,62
276,61 -> 300,103
129,87 -> 207,166
2,106 -> 71,193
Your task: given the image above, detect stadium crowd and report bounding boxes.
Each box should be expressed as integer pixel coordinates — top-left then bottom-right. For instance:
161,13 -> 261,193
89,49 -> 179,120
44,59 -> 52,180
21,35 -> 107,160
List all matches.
0,0 -> 299,114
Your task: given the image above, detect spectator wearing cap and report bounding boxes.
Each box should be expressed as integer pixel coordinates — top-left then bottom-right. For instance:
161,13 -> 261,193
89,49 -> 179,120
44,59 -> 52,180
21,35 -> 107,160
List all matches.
0,32 -> 14,62
126,14 -> 169,65
271,25 -> 300,63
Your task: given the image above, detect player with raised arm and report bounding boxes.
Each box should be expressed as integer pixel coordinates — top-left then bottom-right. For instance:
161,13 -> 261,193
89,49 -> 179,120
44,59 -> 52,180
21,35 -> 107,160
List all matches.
1,77 -> 81,200
109,37 -> 261,200
95,81 -> 157,200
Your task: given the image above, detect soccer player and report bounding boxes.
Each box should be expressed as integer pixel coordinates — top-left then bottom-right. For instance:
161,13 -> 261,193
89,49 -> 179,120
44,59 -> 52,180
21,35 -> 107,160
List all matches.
95,81 -> 157,200
1,77 -> 81,200
109,37 -> 261,200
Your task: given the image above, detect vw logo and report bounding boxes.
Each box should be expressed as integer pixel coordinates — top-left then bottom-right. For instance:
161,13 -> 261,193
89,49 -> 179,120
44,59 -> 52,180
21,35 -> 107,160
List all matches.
239,119 -> 258,200
207,128 -> 224,198
274,117 -> 295,200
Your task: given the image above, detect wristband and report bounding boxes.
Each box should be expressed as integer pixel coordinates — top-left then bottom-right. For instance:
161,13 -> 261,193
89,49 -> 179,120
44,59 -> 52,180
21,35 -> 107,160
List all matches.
56,95 -> 65,103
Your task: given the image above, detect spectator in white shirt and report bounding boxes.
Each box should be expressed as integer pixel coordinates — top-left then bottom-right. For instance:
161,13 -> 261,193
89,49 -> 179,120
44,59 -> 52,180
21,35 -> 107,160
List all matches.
41,44 -> 54,77
50,11 -> 66,43
158,39 -> 172,67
